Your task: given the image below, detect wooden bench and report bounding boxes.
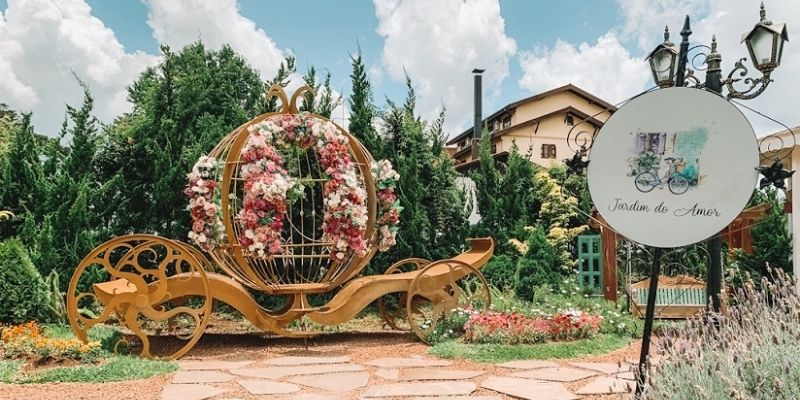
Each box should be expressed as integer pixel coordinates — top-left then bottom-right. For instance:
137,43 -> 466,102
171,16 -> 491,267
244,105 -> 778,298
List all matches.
630,275 -> 724,319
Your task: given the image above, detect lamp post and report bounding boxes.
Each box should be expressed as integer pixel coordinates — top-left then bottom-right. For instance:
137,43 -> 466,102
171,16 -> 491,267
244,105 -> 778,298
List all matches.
636,3 -> 788,399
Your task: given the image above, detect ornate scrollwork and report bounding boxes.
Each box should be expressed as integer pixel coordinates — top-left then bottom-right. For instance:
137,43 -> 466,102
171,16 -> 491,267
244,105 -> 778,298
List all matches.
66,235 -> 212,359
406,260 -> 490,344
724,58 -> 773,100
378,258 -> 432,331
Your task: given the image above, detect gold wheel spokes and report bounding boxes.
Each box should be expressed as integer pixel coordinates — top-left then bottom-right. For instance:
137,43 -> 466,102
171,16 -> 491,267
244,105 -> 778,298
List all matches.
406,260 -> 491,344
66,234 -> 213,360
378,258 -> 431,331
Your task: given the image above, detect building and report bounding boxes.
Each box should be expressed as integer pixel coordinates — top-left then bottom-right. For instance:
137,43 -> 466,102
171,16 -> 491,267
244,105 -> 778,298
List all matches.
758,126 -> 800,287
446,84 -> 617,171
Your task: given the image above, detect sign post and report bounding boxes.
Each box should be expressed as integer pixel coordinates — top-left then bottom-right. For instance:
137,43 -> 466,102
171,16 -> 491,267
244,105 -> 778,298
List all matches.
587,87 -> 758,398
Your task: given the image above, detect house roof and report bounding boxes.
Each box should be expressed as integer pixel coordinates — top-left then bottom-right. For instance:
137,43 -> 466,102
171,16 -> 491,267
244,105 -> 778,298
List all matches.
446,83 -> 617,145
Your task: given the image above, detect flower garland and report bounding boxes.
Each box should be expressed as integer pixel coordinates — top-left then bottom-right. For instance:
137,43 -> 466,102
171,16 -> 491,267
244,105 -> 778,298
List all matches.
371,160 -> 401,251
237,113 -> 368,260
185,156 -> 225,250
187,113 -> 401,259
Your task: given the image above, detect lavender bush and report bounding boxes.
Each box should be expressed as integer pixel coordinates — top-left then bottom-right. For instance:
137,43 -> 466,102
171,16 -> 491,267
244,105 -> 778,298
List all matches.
645,270 -> 800,399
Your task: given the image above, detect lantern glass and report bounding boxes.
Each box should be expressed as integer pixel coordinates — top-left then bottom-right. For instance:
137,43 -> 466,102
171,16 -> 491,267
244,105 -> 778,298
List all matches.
650,49 -> 675,86
748,27 -> 776,69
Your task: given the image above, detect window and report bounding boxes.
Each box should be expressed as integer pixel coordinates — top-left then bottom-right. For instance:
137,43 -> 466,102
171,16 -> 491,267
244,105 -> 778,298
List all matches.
541,144 -> 557,159
502,117 -> 511,129
565,113 -> 575,126
490,144 -> 497,154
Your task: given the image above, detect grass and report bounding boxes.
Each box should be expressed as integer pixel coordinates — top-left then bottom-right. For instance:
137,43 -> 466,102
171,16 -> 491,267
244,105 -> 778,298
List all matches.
1,324 -> 178,384
8,356 -> 177,384
429,334 -> 630,363
0,360 -> 22,381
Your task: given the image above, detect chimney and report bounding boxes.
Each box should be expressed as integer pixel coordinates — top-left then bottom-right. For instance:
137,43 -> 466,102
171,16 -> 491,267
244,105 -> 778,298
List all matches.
471,68 -> 484,159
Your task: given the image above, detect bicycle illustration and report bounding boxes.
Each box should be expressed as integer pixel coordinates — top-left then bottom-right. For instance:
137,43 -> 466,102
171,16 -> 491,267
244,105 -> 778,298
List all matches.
634,157 -> 690,195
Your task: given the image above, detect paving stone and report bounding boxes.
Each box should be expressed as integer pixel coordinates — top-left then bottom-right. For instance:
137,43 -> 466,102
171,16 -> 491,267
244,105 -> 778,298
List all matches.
230,363 -> 364,379
576,377 -> 634,395
282,394 -> 346,400
288,371 -> 370,392
616,371 -> 637,381
481,376 -> 578,400
374,368 -> 399,380
409,397 -> 502,400
569,362 -> 632,375
237,379 -> 300,395
364,357 -> 452,368
512,366 -> 599,382
495,360 -> 559,370
160,384 -> 229,400
264,356 -> 351,366
171,370 -> 236,384
361,381 -> 476,397
399,369 -> 483,381
179,360 -> 254,370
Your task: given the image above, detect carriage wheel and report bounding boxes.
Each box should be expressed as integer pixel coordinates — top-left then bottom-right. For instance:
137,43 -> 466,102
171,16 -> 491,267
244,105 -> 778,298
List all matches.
406,260 -> 490,344
377,258 -> 431,331
66,234 -> 212,359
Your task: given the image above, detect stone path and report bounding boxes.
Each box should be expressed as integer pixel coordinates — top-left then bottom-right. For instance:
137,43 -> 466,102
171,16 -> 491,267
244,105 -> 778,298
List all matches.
160,355 -> 639,400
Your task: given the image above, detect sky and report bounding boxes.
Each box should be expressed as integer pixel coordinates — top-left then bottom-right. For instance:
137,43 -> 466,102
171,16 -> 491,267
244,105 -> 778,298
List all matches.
0,0 -> 797,138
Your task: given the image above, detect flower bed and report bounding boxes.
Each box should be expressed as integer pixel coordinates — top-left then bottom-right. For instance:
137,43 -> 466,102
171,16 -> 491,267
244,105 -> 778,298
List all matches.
1,322 -> 101,362
463,309 -> 602,345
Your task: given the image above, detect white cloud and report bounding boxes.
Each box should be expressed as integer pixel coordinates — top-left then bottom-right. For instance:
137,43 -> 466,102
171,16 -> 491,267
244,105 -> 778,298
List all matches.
145,0 -> 285,81
517,0 -> 799,134
518,33 -> 651,104
0,0 -> 157,136
373,0 -> 517,136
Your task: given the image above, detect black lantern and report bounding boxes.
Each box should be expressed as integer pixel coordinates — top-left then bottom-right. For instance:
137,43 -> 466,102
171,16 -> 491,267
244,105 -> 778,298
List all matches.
647,26 -> 678,88
741,2 -> 789,73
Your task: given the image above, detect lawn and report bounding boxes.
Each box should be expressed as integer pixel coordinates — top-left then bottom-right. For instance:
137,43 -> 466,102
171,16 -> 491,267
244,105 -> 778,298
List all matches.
429,334 -> 631,363
0,324 -> 177,384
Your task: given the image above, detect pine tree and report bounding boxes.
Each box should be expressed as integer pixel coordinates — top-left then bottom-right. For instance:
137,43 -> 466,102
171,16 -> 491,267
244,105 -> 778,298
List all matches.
94,43 -> 266,239
316,71 -> 341,119
301,66 -> 318,113
265,56 -> 296,112
0,114 -> 45,238
470,135 -> 538,244
348,50 -> 382,159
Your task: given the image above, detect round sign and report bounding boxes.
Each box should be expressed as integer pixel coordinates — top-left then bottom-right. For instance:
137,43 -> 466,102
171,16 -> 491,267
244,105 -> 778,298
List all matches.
587,87 -> 758,248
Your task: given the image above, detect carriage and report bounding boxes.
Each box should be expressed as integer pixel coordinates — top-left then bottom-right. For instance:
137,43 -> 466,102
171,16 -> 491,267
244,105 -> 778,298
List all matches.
65,85 -> 494,359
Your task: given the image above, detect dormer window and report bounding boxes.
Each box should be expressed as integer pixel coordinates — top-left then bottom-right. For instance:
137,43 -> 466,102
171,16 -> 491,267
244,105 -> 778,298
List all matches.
565,113 -> 575,126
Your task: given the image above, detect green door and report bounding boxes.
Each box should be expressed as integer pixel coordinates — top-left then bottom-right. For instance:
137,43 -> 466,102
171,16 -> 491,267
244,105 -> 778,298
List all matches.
577,235 -> 603,292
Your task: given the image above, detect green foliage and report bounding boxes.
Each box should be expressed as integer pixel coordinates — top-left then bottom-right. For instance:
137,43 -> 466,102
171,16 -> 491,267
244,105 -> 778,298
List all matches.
0,239 -> 49,323
358,73 -> 469,273
0,114 -> 45,239
95,43 -> 266,240
470,136 -> 538,244
43,270 -> 67,324
348,49 -> 383,160
3,356 -> 177,384
481,254 -> 516,290
14,83 -> 104,288
429,334 -> 629,363
728,188 -> 791,282
514,226 -> 562,301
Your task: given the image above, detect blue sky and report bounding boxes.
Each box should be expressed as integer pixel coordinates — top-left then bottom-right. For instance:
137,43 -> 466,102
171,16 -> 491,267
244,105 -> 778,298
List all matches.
0,0 -> 797,136
80,0 -> 620,118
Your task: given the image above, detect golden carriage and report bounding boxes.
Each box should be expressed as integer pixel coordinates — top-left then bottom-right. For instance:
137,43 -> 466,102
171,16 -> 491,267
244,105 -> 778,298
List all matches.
66,86 -> 494,359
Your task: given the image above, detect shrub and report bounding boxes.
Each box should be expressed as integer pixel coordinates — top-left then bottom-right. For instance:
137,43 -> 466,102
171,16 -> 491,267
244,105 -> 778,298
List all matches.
645,270 -> 800,399
0,239 -> 50,323
1,322 -> 102,362
482,255 -> 516,290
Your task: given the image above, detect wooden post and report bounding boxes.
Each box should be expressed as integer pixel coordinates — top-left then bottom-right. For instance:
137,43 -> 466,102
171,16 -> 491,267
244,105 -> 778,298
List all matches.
601,225 -> 618,302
